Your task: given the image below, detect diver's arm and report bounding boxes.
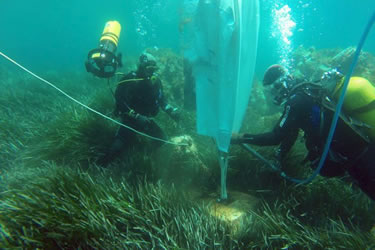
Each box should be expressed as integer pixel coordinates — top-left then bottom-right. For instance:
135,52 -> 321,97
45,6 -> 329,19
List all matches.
233,97 -> 300,147
114,74 -> 136,117
114,87 -> 132,116
158,79 -> 170,112
163,104 -> 179,115
239,127 -> 284,146
157,80 -> 180,121
162,103 -> 180,122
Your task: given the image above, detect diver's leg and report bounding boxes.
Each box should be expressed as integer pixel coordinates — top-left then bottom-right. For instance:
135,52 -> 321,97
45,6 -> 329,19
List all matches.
98,126 -> 136,167
348,145 -> 375,201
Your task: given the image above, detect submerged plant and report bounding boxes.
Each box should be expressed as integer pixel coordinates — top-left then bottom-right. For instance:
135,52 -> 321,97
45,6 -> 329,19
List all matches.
1,48 -> 375,249
244,201 -> 375,249
0,163 -> 246,249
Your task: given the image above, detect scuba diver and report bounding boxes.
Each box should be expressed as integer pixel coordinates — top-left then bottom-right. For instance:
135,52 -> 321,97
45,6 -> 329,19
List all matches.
231,64 -> 375,201
84,21 -> 180,166
98,52 -> 180,166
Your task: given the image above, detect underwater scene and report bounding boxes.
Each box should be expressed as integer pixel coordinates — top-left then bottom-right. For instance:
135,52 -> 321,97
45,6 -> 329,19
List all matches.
1,0 -> 375,249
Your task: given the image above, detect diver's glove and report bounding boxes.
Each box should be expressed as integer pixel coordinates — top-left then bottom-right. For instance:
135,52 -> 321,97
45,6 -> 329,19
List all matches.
231,133 -> 264,145
164,104 -> 181,122
135,113 -> 151,126
170,109 -> 181,122
231,133 -> 246,144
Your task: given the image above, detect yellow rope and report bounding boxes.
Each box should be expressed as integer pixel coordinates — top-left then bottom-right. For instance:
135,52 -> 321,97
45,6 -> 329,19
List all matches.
117,78 -> 144,85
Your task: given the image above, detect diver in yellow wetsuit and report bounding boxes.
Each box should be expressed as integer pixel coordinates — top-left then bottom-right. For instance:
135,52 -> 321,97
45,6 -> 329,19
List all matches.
232,65 -> 375,200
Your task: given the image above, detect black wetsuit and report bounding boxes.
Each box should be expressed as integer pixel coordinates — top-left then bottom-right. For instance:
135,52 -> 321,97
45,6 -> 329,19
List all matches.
99,71 -> 170,165
115,72 -> 167,118
240,88 -> 375,200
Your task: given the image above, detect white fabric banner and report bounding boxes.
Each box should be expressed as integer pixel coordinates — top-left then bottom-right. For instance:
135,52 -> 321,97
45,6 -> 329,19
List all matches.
186,0 -> 260,152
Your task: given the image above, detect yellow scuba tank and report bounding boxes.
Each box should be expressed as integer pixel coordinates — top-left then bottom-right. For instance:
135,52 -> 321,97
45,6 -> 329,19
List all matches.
85,20 -> 123,78
100,20 -> 121,48
332,76 -> 375,141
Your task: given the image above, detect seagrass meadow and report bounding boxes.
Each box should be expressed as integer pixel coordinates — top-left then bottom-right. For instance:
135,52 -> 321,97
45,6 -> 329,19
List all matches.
1,48 -> 375,249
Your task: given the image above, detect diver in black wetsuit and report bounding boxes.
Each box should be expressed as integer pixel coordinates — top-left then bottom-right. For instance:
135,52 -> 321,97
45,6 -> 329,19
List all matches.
232,65 -> 375,200
99,53 -> 180,166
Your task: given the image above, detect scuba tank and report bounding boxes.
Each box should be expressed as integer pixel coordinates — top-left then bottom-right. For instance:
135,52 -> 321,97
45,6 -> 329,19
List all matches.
100,21 -> 121,49
331,76 -> 375,141
85,21 -> 123,78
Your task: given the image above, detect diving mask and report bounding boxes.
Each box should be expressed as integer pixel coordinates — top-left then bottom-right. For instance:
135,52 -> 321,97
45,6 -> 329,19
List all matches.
320,68 -> 344,95
265,75 -> 292,105
138,53 -> 158,78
